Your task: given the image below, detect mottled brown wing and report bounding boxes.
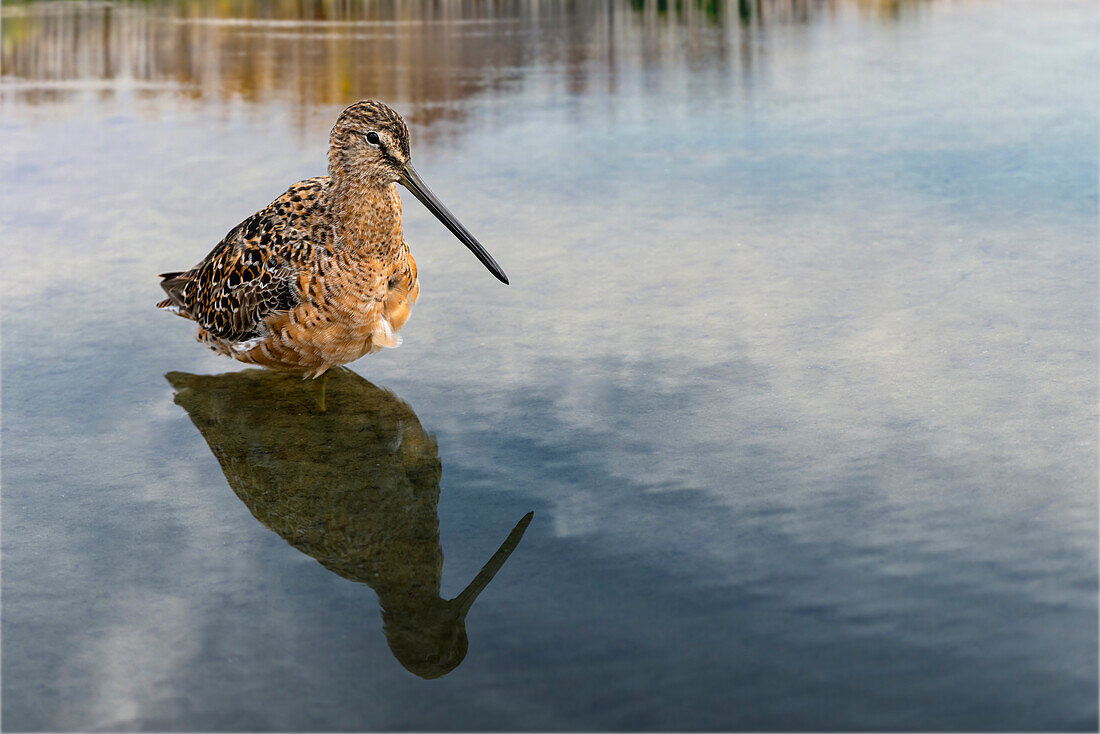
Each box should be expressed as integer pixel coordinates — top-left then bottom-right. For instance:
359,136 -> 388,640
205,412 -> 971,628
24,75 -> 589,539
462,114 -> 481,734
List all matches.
159,178 -> 328,342
168,236 -> 299,342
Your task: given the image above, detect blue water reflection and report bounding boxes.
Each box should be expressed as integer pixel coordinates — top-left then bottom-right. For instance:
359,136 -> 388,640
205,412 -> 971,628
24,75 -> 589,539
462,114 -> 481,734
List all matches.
1,0 -> 1096,730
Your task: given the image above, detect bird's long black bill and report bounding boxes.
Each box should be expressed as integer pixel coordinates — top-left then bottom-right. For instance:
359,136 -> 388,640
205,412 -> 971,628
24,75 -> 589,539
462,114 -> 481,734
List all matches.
398,163 -> 509,285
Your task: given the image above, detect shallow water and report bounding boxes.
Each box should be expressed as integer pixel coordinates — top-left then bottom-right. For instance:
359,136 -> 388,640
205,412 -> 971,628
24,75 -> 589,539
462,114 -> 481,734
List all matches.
2,0 -> 1097,730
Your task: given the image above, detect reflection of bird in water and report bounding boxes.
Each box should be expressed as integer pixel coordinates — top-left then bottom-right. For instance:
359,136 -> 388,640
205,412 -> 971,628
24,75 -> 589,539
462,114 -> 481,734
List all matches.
157,100 -> 508,377
166,368 -> 532,679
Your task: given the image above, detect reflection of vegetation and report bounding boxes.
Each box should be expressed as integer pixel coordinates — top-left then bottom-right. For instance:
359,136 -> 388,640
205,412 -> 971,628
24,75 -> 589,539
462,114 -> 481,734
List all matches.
628,0 -> 724,24
739,0 -> 752,24
626,0 -> 929,24
850,0 -> 927,19
2,0 -> 932,118
2,0 -> 534,124
167,368 -> 532,679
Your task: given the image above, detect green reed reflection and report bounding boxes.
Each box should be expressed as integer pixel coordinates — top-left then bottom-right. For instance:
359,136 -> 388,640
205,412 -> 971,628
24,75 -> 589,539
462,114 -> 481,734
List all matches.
167,368 -> 532,680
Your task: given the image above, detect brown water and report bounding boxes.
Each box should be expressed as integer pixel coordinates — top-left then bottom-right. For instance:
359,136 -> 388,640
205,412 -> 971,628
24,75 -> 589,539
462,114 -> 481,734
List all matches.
2,0 -> 1097,730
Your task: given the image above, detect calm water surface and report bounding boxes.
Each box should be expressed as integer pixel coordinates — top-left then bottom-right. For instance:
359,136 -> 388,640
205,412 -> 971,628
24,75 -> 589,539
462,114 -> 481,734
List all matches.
2,0 -> 1097,730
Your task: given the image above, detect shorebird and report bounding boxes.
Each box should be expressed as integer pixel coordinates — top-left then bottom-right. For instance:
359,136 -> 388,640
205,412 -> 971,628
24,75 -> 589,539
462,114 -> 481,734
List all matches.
157,100 -> 507,377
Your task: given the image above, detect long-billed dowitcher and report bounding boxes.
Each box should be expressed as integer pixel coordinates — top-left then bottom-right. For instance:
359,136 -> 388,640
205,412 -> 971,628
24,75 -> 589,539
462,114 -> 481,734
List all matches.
157,100 -> 507,377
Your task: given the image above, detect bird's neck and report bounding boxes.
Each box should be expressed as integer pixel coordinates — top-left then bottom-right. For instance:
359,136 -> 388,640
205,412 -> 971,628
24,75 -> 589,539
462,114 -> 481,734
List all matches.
326,176 -> 403,258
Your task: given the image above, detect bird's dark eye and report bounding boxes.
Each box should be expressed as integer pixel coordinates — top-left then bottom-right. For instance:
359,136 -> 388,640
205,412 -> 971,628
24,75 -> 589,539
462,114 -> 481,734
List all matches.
366,132 -> 381,146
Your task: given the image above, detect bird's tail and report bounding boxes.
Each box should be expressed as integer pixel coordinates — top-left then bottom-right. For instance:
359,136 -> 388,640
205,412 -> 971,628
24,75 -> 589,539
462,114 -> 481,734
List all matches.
157,271 -> 192,317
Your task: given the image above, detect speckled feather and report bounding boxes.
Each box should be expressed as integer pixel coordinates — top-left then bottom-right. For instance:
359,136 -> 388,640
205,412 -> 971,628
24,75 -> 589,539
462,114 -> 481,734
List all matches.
158,101 -> 421,377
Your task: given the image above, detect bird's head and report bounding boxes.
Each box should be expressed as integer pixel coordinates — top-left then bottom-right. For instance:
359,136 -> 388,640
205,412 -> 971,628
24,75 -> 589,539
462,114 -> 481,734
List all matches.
328,99 -> 508,285
328,99 -> 411,186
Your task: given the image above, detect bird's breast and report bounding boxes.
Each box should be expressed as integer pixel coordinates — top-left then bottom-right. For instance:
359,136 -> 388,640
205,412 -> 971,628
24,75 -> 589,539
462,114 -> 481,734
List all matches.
256,248 -> 417,370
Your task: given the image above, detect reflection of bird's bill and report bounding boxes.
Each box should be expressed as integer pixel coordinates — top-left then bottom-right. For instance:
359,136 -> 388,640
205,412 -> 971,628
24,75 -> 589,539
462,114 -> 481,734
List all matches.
454,511 -> 534,614
398,162 -> 509,285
